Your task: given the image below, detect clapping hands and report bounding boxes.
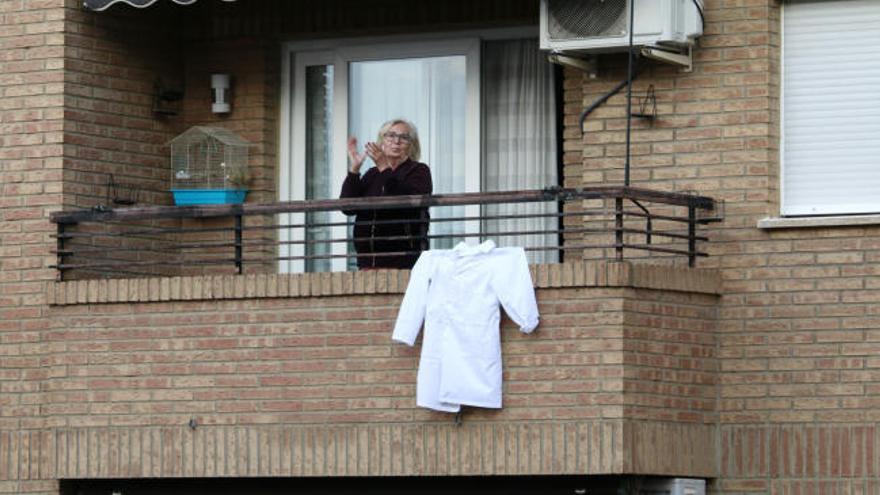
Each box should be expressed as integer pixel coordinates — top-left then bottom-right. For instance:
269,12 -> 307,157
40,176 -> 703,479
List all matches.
348,136 -> 389,173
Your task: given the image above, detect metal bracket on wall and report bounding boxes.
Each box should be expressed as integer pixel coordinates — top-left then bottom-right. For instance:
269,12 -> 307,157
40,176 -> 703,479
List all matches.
547,52 -> 598,79
631,84 -> 657,120
640,45 -> 693,72
106,173 -> 140,206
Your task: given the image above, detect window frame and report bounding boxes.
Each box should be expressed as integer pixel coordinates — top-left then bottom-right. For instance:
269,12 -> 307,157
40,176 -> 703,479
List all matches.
279,28 -> 540,273
780,0 -> 880,217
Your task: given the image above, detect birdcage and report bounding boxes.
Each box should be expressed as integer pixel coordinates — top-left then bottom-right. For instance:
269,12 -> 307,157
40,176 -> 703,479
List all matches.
168,126 -> 252,205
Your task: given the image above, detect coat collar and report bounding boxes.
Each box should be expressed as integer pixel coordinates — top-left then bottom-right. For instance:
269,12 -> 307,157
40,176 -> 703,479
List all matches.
452,240 -> 496,257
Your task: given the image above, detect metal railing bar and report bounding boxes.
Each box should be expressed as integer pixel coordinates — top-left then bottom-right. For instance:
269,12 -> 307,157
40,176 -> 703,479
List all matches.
70,266 -> 175,278
56,246 -> 183,256
54,207 -> 698,245
270,226 -> 609,248
266,208 -> 610,231
54,257 -> 239,270
56,240 -> 708,270
53,252 -> 188,266
260,241 -> 703,261
621,209 -> 716,225
51,187 -> 716,224
56,223 -> 704,258
60,237 -> 181,251
55,225 -> 234,239
54,208 -> 608,242
60,226 -> 601,256
55,240 -> 239,255
53,205 -> 704,240
52,209 -> 607,246
266,242 -> 662,263
61,235 -> 278,255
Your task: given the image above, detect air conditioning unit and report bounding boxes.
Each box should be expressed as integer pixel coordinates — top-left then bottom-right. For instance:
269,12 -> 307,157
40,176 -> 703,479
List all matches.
540,0 -> 703,54
639,477 -> 706,495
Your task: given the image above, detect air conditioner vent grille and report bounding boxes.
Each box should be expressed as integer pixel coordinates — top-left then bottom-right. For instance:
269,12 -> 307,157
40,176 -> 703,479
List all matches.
547,0 -> 627,40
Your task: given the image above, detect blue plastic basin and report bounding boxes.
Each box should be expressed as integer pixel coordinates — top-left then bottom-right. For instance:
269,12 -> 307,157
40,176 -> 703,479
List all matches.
171,189 -> 248,205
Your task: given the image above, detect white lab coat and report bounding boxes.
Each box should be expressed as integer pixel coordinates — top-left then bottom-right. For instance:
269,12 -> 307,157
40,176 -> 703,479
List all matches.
392,240 -> 539,412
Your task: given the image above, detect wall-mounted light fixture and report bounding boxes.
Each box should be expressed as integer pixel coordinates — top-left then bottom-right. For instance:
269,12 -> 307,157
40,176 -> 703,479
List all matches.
211,73 -> 231,114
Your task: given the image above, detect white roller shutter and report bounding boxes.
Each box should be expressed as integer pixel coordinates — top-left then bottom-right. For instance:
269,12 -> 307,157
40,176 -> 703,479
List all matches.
782,0 -> 880,216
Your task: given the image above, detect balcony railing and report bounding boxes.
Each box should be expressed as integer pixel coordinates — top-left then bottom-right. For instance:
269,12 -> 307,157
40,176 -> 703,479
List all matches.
50,186 -> 720,281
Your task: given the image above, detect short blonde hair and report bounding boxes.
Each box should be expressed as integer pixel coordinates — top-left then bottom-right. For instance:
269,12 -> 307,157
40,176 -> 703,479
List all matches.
377,118 -> 421,162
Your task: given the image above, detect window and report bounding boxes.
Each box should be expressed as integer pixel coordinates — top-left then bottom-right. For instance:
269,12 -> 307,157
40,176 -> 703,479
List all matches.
782,0 -> 880,216
280,34 -> 558,272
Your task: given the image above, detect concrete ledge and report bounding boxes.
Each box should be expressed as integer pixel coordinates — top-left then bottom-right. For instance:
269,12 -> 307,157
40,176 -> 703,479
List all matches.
47,261 -> 720,306
758,214 -> 880,230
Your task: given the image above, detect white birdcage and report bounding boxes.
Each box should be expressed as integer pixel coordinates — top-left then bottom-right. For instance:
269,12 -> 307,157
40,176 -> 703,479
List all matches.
168,126 -> 252,205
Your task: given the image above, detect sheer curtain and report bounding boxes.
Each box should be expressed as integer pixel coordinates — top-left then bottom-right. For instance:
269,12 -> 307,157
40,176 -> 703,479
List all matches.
349,56 -> 467,255
482,39 -> 558,263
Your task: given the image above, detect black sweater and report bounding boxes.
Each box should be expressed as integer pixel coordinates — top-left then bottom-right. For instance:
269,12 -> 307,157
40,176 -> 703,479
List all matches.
339,159 -> 433,269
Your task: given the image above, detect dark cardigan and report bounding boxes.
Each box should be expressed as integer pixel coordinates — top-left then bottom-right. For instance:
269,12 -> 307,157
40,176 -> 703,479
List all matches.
339,159 -> 433,269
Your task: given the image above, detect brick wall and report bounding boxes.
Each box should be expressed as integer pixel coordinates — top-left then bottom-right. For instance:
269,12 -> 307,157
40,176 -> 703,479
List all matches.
564,0 -> 880,492
0,1 -> 67,494
181,38 -> 277,205
4,0 -> 880,493
64,4 -> 185,209
5,261 -> 716,483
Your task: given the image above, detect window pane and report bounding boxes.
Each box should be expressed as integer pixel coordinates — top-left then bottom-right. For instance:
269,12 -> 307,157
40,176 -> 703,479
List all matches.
305,65 -> 334,272
349,56 -> 467,251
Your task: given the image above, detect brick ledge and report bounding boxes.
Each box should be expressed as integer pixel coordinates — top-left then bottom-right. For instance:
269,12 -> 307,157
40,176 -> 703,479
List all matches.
47,261 -> 720,306
1,421 -> 714,479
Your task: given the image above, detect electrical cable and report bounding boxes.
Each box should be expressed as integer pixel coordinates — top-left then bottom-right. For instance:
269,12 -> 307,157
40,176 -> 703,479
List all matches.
578,79 -> 630,134
623,0 -> 636,186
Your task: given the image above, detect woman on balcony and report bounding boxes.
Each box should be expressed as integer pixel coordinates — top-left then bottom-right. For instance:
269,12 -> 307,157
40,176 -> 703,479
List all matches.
340,119 -> 433,270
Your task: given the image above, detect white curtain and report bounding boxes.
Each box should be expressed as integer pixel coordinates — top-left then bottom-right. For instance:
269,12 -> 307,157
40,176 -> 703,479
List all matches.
482,39 -> 558,263
349,56 -> 467,251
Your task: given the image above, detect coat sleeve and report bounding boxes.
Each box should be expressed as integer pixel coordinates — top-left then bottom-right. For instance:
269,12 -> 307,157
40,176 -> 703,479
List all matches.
339,171 -> 364,216
392,251 -> 432,346
491,248 -> 539,333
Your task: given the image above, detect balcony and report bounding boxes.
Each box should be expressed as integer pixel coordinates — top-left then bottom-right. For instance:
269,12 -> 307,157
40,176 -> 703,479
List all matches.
41,186 -> 721,480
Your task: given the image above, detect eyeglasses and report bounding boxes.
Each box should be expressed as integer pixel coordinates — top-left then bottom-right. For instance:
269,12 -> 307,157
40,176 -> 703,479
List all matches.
383,131 -> 412,143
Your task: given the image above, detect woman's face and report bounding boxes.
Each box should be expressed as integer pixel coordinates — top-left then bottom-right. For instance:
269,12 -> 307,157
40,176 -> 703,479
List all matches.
381,123 -> 412,160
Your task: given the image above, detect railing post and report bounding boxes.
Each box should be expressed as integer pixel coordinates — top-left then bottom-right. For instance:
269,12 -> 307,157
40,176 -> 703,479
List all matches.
234,214 -> 243,274
688,204 -> 697,267
615,197 -> 624,261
